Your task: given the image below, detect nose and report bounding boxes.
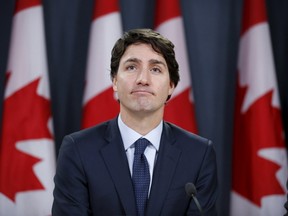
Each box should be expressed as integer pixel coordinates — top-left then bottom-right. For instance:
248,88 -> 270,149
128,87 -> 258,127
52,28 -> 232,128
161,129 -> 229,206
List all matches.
136,68 -> 150,85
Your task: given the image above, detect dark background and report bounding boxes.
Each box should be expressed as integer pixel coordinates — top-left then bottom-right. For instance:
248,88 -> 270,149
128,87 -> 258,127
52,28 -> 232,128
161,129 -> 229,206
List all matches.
0,0 -> 287,215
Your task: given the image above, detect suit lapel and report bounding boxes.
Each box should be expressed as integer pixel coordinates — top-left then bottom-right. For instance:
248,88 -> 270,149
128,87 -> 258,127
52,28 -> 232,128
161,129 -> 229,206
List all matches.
100,118 -> 137,215
146,122 -> 181,216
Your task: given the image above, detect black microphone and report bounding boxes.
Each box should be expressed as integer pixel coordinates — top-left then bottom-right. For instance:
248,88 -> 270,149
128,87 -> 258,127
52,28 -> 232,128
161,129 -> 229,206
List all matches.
185,182 -> 203,216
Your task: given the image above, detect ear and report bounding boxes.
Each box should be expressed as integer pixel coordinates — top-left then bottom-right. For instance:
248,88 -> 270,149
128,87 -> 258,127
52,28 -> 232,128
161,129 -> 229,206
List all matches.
112,77 -> 117,92
168,81 -> 175,96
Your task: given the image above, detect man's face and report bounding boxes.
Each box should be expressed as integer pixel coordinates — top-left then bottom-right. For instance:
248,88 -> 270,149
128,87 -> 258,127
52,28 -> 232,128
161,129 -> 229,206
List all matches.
112,43 -> 175,116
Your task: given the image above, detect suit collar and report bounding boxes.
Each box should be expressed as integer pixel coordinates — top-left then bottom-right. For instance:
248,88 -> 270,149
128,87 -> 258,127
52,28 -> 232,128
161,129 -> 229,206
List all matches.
100,118 -> 137,215
118,115 -> 163,151
146,122 -> 182,215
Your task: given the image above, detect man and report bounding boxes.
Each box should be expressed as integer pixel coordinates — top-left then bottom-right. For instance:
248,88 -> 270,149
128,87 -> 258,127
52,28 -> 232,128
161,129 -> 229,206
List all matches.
52,28 -> 218,215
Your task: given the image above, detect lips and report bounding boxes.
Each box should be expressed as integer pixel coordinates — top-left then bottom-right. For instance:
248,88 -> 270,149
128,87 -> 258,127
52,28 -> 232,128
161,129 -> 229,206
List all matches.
131,89 -> 153,95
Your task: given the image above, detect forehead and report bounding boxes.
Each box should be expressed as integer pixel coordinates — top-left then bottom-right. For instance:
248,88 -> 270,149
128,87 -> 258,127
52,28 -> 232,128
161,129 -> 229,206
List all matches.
120,43 -> 166,64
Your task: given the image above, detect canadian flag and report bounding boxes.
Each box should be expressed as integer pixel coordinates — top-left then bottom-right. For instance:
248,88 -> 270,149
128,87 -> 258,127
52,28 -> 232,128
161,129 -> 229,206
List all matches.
154,0 -> 197,133
0,0 -> 56,215
82,0 -> 122,128
231,0 -> 287,215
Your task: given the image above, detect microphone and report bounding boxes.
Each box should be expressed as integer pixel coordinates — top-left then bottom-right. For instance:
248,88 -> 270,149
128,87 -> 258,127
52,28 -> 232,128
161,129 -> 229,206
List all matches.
185,182 -> 203,216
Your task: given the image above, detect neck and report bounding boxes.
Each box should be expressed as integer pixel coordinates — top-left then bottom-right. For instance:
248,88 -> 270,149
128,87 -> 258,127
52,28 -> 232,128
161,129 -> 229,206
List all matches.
120,109 -> 163,135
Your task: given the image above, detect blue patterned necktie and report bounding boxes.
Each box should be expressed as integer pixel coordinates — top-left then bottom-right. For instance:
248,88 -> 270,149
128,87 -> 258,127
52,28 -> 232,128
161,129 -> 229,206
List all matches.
132,138 -> 150,216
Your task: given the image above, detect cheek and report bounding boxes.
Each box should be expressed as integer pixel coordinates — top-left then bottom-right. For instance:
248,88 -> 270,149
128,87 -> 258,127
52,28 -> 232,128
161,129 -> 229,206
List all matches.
114,77 -> 130,93
119,75 -> 134,86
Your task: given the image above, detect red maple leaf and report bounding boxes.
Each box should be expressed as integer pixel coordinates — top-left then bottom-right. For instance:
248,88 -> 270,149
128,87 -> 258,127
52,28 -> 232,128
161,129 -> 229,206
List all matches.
232,79 -> 285,206
0,77 -> 52,202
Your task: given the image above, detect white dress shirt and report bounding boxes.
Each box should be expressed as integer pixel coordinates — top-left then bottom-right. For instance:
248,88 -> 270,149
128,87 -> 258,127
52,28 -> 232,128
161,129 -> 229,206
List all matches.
118,115 -> 162,193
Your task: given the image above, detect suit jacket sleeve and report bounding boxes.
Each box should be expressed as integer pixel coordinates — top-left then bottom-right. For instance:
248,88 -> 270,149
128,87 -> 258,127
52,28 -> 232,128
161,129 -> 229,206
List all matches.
52,135 -> 91,216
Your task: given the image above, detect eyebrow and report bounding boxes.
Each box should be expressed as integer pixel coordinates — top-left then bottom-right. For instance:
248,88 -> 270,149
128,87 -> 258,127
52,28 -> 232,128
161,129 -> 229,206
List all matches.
149,59 -> 167,68
124,58 -> 167,68
124,58 -> 140,64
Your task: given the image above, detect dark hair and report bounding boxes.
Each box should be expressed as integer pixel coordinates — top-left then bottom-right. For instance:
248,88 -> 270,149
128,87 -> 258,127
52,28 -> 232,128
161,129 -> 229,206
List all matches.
110,28 -> 180,88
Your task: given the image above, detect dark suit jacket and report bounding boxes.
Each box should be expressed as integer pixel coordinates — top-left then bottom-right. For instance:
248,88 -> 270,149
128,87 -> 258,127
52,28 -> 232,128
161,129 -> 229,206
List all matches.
52,118 -> 218,216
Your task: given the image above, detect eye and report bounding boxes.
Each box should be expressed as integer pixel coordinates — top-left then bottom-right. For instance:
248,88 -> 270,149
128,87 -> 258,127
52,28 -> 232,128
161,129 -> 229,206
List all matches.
126,65 -> 136,71
151,67 -> 162,74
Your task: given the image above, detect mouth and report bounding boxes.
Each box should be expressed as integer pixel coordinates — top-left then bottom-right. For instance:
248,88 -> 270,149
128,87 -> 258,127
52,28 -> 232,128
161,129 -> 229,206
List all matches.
131,89 -> 154,96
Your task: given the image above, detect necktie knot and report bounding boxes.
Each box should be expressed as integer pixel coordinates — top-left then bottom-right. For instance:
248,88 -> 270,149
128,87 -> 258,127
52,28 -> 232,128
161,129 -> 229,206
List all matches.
134,138 -> 150,155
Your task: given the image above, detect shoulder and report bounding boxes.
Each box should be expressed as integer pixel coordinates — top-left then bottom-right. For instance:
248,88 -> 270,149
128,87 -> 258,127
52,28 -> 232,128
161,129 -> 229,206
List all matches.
69,120 -> 111,141
61,118 -> 118,151
163,121 -> 216,161
164,121 -> 212,147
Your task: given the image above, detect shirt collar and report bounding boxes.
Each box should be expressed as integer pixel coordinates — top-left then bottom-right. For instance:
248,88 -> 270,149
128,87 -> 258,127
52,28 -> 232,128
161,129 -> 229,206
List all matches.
118,115 -> 162,151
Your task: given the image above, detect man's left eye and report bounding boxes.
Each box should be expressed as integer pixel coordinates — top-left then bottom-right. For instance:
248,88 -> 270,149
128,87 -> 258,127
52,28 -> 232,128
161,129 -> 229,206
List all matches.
151,68 -> 161,73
